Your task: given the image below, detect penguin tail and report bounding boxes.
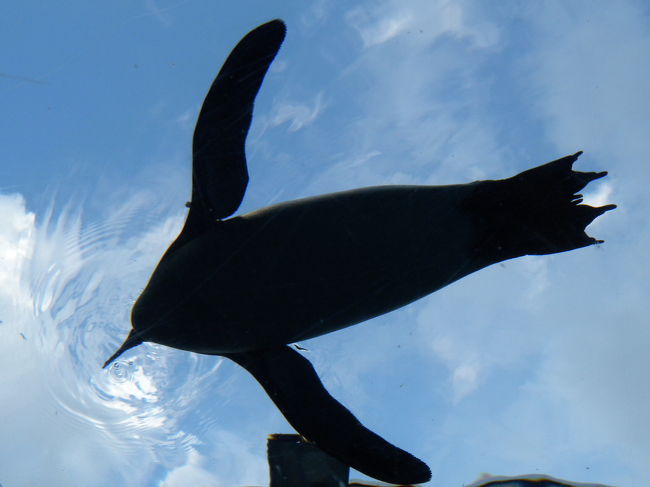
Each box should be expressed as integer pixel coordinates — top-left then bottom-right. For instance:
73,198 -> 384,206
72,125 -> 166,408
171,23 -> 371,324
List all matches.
464,151 -> 616,260
224,346 -> 431,485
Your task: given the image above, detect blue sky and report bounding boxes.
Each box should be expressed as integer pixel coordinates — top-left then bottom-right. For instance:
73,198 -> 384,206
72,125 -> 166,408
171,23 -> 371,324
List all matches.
0,1 -> 647,486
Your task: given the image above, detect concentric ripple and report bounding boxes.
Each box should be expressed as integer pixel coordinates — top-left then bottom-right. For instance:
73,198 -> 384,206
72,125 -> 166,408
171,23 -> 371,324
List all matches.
7,194 -> 231,471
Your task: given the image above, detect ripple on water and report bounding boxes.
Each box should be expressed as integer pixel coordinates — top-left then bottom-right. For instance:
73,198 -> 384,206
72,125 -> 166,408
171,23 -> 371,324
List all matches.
24,200 -> 216,465
108,360 -> 133,383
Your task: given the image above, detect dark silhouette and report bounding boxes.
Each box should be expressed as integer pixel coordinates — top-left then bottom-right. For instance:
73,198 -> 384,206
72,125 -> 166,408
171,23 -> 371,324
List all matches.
104,20 -> 615,485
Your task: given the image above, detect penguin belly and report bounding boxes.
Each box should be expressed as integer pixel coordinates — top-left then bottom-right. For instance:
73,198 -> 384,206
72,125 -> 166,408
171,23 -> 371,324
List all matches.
131,184 -> 483,354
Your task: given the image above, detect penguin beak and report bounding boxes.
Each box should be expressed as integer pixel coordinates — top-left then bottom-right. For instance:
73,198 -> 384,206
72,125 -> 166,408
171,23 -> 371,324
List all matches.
103,329 -> 143,369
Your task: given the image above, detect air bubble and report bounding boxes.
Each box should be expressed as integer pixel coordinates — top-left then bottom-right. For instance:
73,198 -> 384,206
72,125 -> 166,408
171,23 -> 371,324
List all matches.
110,361 -> 132,383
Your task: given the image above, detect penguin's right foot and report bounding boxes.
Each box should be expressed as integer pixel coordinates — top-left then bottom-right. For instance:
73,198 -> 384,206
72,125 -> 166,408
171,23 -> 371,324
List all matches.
464,151 -> 616,260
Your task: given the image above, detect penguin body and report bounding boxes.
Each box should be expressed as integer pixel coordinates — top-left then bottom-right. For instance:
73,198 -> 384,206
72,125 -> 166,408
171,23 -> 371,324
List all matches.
104,20 -> 615,485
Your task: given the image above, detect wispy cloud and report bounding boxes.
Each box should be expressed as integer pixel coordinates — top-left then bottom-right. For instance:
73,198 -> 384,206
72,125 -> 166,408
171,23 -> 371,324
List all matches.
144,0 -> 172,27
347,0 -> 499,49
300,0 -> 334,29
290,1 -> 504,199
349,9 -> 414,47
269,92 -> 326,132
160,449 -> 222,487
0,71 -> 47,85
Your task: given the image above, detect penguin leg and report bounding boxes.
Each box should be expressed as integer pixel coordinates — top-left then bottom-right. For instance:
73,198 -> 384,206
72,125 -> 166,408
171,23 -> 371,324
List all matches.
224,345 -> 431,485
464,151 -> 616,260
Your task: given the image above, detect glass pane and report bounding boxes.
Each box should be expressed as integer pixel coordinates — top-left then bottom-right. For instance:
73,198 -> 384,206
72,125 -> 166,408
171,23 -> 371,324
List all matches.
1,2 -> 641,486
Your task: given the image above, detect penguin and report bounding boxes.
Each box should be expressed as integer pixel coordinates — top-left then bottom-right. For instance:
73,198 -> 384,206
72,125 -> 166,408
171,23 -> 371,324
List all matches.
104,19 -> 615,485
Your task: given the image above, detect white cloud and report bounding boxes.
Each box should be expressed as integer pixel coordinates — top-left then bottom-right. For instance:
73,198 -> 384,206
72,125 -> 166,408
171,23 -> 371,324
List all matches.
582,182 -> 614,209
347,0 -> 499,49
450,363 -> 479,403
160,449 -> 222,487
145,0 -> 172,27
503,5 -> 650,479
175,108 -> 195,130
413,254 -> 553,401
300,0 -> 334,29
293,0 -> 507,196
522,0 -> 650,204
269,92 -> 325,132
0,193 -> 34,310
0,189 -> 232,486
350,9 -> 414,47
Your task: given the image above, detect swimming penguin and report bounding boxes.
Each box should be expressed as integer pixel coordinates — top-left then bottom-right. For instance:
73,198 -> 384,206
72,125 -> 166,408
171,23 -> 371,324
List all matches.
104,19 -> 615,485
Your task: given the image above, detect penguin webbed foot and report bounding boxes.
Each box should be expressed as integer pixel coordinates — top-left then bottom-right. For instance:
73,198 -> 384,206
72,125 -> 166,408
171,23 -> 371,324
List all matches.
515,151 -> 616,254
511,151 -> 616,254
465,151 -> 616,258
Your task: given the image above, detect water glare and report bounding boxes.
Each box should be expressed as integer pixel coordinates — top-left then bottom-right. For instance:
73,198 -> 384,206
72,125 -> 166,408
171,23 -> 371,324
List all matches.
0,192 -> 234,485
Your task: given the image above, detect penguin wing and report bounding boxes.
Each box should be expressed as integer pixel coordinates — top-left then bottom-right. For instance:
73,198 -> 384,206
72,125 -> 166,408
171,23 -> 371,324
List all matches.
190,19 -> 286,221
225,346 -> 432,485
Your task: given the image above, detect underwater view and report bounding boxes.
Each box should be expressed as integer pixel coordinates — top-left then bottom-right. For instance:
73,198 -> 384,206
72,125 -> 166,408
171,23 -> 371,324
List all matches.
1,1 -> 647,486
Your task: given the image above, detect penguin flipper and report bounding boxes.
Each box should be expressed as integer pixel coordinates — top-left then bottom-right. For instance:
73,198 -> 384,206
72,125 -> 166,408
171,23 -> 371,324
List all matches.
190,20 -> 286,223
224,346 -> 432,485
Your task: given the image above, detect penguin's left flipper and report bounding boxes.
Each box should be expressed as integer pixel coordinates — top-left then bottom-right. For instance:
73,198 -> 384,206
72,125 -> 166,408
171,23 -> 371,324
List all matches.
190,19 -> 286,222
225,346 -> 432,485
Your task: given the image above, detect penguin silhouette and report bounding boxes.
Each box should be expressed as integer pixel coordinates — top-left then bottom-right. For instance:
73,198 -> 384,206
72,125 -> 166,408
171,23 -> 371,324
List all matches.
104,19 -> 615,485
